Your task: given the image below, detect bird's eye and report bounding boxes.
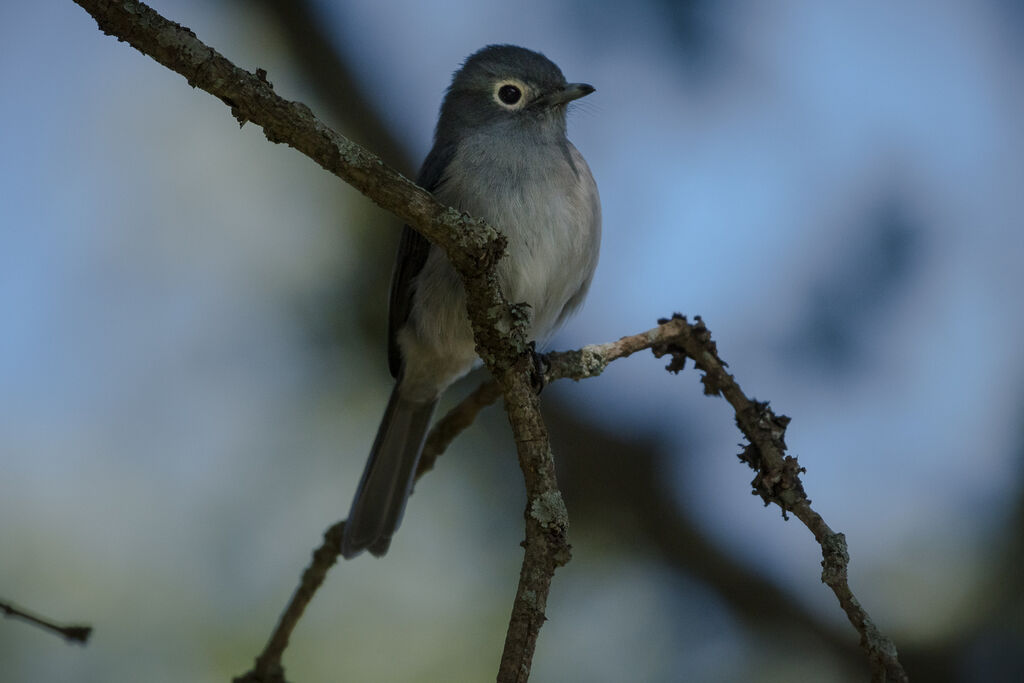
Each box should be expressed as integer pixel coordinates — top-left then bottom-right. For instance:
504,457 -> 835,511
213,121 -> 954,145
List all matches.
498,85 -> 521,104
493,81 -> 527,109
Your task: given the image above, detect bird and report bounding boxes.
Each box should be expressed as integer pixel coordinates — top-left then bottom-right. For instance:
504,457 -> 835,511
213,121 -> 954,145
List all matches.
341,44 -> 601,559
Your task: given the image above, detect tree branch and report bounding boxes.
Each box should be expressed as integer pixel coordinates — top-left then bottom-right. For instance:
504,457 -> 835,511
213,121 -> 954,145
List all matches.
1,599 -> 92,645
649,314 -> 907,682
426,316 -> 909,681
234,524 -> 345,683
418,379 -> 503,477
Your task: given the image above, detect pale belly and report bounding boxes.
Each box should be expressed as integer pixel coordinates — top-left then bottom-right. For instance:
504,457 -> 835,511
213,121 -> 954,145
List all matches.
397,136 -> 600,401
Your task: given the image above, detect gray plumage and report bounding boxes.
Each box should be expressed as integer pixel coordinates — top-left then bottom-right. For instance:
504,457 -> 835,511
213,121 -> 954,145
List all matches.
341,44 -> 601,559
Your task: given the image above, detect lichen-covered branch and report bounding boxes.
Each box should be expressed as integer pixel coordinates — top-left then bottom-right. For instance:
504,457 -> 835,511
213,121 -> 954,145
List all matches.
650,314 -> 908,683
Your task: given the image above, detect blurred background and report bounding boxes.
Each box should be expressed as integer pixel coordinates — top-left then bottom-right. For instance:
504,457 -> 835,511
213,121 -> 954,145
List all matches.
2,0 -> 1023,681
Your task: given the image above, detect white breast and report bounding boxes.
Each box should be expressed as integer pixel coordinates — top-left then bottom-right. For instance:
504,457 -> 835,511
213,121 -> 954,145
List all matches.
398,131 -> 600,399
443,134 -> 600,338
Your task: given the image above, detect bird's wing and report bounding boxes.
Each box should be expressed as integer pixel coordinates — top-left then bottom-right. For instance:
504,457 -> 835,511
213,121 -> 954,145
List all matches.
387,143 -> 456,378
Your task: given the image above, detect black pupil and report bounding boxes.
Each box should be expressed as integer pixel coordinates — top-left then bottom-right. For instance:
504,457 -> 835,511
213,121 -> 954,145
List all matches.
498,84 -> 521,105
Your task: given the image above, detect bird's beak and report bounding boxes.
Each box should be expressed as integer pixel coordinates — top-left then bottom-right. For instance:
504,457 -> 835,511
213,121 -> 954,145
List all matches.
540,82 -> 595,107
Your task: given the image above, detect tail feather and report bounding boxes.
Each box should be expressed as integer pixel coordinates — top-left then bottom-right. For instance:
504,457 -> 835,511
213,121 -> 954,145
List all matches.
341,387 -> 436,559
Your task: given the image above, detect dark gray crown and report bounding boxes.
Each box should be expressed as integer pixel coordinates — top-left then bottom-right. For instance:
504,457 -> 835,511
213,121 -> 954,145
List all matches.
452,44 -> 567,92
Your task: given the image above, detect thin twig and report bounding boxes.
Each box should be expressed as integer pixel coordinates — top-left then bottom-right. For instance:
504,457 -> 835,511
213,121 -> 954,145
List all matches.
234,524 -> 345,683
418,379 -> 502,478
649,314 -> 908,682
0,599 -> 92,645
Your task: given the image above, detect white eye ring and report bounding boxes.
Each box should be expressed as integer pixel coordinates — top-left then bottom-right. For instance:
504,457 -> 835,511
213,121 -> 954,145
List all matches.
493,80 -> 528,109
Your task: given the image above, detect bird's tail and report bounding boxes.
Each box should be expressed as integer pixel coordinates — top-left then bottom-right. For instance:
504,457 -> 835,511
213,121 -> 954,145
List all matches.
341,386 -> 437,559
